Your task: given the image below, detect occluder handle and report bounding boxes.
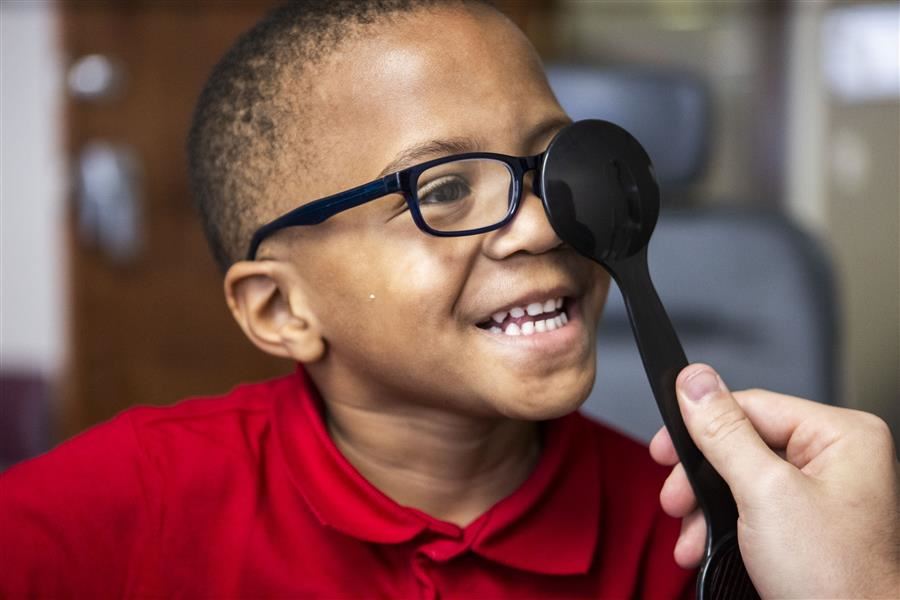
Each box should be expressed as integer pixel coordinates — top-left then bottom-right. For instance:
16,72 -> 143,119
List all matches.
607,247 -> 739,548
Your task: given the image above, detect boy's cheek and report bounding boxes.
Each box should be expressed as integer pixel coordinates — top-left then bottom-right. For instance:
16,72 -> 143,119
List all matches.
385,244 -> 456,293
584,264 -> 612,324
301,237 -> 469,344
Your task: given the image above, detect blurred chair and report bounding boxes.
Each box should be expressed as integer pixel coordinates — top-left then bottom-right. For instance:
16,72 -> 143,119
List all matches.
546,65 -> 839,442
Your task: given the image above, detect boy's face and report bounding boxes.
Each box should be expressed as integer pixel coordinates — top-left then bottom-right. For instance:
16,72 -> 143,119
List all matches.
258,5 -> 611,420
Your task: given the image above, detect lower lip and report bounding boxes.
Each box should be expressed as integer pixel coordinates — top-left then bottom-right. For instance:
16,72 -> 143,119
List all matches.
475,300 -> 585,353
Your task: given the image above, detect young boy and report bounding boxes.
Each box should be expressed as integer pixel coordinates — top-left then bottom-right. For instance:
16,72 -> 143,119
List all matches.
7,1 -> 896,597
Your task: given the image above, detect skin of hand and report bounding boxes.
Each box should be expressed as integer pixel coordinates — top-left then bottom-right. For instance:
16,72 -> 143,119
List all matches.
650,363 -> 900,599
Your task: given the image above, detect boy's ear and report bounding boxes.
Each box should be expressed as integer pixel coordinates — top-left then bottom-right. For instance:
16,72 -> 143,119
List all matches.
224,260 -> 325,364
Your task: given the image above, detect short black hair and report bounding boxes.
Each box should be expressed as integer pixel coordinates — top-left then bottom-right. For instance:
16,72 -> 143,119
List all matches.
187,0 -> 491,271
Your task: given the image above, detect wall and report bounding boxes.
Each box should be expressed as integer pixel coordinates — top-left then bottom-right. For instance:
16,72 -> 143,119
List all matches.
1,4 -> 66,377
0,3 -> 66,464
787,1 -> 899,428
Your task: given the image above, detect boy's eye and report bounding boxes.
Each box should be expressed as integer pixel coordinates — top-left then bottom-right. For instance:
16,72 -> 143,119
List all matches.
417,175 -> 472,206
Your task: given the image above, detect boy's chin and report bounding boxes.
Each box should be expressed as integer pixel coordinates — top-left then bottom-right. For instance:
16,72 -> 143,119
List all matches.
484,372 -> 596,422
495,397 -> 586,422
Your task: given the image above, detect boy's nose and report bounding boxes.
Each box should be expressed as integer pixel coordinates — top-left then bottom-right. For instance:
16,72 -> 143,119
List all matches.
482,186 -> 562,260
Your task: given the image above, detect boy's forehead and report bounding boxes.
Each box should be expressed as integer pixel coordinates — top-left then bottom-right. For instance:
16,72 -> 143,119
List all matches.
279,5 -> 561,207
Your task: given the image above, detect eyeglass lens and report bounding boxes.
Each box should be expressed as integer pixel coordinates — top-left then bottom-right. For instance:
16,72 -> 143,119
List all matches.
415,158 -> 514,232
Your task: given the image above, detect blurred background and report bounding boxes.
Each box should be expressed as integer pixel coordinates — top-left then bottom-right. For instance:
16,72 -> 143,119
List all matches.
1,0 -> 898,469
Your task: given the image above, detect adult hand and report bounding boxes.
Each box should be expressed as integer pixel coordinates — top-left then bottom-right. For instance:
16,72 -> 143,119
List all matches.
650,363 -> 900,599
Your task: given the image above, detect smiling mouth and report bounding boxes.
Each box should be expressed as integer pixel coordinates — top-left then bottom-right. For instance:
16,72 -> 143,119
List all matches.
476,296 -> 570,336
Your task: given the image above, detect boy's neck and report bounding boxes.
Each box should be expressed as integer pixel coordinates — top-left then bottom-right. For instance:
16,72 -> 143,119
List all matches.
324,400 -> 541,527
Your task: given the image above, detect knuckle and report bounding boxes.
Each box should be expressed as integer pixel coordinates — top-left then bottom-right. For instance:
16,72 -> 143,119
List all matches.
860,412 -> 891,436
858,413 -> 897,454
701,405 -> 750,444
847,410 -> 893,440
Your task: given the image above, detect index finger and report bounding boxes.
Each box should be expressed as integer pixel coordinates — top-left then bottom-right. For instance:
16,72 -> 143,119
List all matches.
731,388 -> 842,449
649,426 -> 679,466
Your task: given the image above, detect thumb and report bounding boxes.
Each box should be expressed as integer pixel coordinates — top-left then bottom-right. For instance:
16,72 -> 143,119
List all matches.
676,364 -> 781,502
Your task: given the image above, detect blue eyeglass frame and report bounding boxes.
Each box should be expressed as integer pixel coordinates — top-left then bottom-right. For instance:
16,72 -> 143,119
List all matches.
245,151 -> 545,260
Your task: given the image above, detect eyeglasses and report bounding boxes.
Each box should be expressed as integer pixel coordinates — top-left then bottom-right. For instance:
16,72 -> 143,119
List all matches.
245,151 -> 545,260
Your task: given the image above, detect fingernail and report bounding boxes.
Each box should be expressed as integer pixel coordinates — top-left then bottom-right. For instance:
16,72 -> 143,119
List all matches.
683,368 -> 720,403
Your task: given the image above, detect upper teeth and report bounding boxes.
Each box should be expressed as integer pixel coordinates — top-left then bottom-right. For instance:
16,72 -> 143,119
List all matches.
487,297 -> 569,336
491,297 -> 563,324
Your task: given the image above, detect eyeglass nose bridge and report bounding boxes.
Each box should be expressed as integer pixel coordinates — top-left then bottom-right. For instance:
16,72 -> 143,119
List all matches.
507,153 -> 547,222
523,153 -> 545,198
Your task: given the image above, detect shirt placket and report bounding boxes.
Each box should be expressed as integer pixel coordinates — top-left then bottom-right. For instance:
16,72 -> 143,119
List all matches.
411,532 -> 474,600
412,550 -> 437,600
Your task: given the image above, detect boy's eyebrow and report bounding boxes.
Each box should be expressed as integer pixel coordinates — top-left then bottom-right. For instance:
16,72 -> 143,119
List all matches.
378,137 -> 479,177
377,116 -> 572,178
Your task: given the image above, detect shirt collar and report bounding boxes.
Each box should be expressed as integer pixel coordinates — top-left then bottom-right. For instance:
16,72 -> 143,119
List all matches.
273,366 -> 601,575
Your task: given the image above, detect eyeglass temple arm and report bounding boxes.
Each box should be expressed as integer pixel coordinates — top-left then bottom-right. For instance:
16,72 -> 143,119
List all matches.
245,175 -> 402,260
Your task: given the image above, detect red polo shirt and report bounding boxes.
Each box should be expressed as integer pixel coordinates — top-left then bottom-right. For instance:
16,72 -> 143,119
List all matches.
1,368 -> 695,599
